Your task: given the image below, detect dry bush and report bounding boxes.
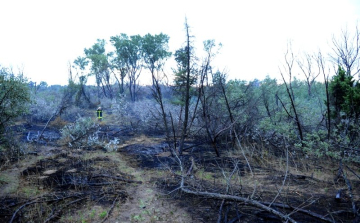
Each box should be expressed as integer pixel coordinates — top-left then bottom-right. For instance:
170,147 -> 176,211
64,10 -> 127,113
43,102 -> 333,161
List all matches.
111,99 -> 154,129
28,94 -> 60,123
49,116 -> 68,129
59,116 -> 100,148
60,105 -> 85,122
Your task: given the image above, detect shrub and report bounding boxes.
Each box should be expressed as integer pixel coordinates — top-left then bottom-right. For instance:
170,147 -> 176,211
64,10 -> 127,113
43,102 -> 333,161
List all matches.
0,66 -> 31,162
0,67 -> 31,132
28,95 -> 59,123
59,116 -> 100,148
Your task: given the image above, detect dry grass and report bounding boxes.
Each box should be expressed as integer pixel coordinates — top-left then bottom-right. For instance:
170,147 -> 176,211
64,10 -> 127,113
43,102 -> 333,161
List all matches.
49,116 -> 68,129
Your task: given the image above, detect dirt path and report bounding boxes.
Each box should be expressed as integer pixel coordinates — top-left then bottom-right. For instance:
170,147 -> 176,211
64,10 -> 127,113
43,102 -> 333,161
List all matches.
113,176 -> 193,223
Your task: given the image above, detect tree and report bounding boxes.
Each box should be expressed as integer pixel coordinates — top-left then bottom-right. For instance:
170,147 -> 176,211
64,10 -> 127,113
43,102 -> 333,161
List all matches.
110,34 -> 142,101
142,33 -> 172,138
316,51 -> 331,140
109,37 -> 128,95
331,25 -> 360,77
73,56 -> 92,106
0,66 -> 30,135
329,66 -> 353,121
173,18 -> 197,155
279,45 -> 304,144
297,53 -> 320,97
84,39 -> 113,99
197,40 -> 223,157
259,76 -> 279,129
329,65 -> 360,127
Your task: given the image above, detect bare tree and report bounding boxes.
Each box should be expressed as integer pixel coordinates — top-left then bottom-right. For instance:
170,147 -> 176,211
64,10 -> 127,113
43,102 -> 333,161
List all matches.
331,25 -> 360,76
316,51 -> 331,140
197,41 -> 223,157
279,44 -> 304,143
297,53 -> 320,97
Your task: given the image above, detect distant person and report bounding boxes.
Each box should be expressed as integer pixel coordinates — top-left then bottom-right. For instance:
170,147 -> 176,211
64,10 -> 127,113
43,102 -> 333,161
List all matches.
97,107 -> 103,121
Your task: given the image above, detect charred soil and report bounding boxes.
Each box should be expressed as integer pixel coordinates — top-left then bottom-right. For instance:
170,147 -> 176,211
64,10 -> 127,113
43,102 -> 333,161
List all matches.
0,123 -> 359,223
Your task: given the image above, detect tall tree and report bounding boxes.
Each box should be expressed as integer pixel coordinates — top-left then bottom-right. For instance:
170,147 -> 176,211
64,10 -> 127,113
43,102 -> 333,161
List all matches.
172,44 -> 197,153
84,39 -> 113,99
174,18 -> 197,155
279,45 -> 304,144
110,34 -> 142,101
197,40 -> 223,157
109,37 -> 128,95
142,33 -> 172,138
316,51 -> 331,140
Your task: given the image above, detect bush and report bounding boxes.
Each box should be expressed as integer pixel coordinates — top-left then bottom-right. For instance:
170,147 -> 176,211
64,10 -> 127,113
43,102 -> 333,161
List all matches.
0,66 -> 31,162
0,67 -> 31,132
28,94 -> 60,123
59,116 -> 100,148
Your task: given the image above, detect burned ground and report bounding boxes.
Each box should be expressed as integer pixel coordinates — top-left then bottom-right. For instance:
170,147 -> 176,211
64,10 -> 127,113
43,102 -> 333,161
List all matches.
0,123 -> 359,223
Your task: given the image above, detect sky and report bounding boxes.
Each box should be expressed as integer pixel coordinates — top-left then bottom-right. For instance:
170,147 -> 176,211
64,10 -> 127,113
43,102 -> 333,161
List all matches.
0,0 -> 360,85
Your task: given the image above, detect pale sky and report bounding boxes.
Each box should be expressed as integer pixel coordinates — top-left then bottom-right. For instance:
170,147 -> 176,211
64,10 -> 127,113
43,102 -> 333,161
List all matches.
0,0 -> 359,85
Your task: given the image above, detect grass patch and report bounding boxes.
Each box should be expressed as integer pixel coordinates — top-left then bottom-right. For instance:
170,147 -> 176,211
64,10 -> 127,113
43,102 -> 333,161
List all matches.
0,171 -> 20,196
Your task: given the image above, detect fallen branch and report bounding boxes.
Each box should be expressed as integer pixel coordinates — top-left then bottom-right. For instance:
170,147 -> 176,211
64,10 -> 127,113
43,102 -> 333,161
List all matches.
172,146 -> 333,223
9,200 -> 41,223
44,197 -> 86,223
345,164 -> 360,180
216,199 -> 225,223
181,187 -> 297,223
261,201 -> 335,223
37,111 -> 57,142
100,194 -> 120,223
340,161 -> 359,217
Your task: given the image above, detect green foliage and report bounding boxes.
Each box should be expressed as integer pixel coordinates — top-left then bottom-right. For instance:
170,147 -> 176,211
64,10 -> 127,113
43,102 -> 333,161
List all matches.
84,39 -> 113,99
342,79 -> 360,119
110,34 -> 143,101
142,33 -> 172,73
99,211 -> 107,219
73,56 -> 89,71
172,46 -> 198,105
0,66 -> 30,162
329,66 -> 354,120
0,66 -> 30,132
296,131 -> 330,157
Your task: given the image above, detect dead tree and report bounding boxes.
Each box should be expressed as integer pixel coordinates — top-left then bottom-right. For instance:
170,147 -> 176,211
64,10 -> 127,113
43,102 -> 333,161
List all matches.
297,53 -> 320,97
316,51 -> 332,140
279,45 -> 304,143
331,25 -> 360,76
197,40 -> 223,157
178,18 -> 193,155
